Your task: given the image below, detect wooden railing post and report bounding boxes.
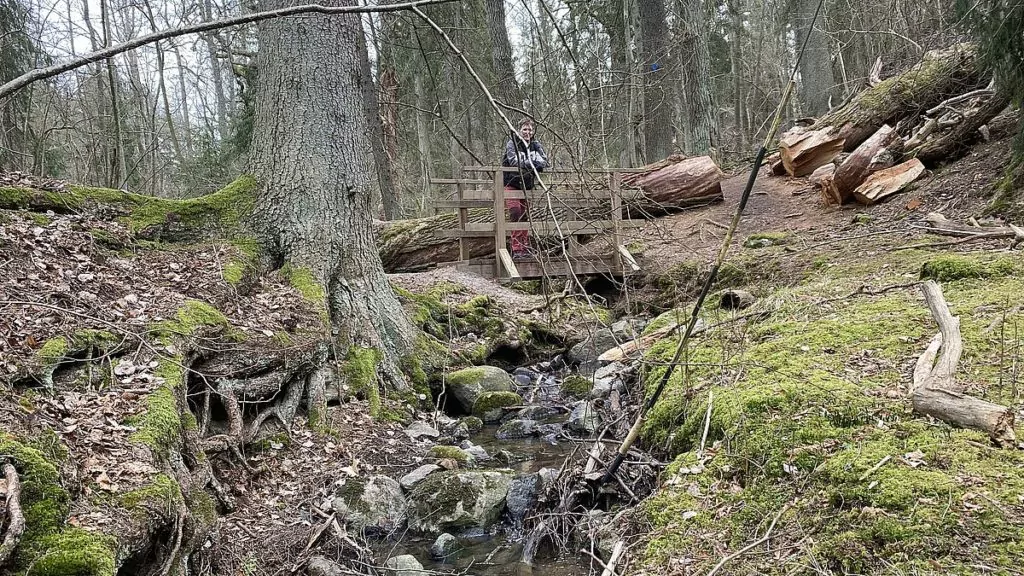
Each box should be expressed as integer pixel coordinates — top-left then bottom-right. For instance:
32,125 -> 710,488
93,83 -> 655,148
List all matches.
493,169 -> 507,277
610,171 -> 623,274
456,181 -> 467,261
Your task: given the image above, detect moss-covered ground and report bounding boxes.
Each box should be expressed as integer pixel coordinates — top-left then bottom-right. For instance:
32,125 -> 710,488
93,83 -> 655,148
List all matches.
639,248 -> 1024,575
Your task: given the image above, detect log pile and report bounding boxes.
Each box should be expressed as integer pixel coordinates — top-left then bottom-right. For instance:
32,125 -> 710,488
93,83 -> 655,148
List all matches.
772,44 -> 1010,207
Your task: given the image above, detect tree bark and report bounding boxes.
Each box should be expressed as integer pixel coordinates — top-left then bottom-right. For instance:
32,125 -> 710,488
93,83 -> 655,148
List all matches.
791,0 -> 835,116
811,44 -> 988,151
483,0 -> 525,109
677,0 -> 716,155
247,0 -> 415,384
913,281 -> 1016,446
637,0 -> 674,162
356,25 -> 398,220
913,92 -> 1011,166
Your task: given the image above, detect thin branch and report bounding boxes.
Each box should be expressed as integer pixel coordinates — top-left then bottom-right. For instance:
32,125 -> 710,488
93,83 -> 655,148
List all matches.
706,504 -> 790,576
0,0 -> 454,100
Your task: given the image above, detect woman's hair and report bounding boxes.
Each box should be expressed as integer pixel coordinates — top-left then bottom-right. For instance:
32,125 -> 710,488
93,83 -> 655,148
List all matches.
519,117 -> 535,129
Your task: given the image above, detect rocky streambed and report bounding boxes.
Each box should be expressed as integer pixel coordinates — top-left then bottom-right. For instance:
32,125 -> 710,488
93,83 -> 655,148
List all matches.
319,321 -> 648,575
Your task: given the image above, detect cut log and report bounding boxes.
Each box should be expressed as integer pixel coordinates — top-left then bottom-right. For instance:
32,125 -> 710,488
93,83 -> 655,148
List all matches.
812,44 -> 989,151
824,124 -> 899,204
808,164 -> 836,187
852,158 -> 926,205
779,128 -> 845,177
913,92 -> 1012,166
621,155 -> 725,213
912,281 -> 1016,446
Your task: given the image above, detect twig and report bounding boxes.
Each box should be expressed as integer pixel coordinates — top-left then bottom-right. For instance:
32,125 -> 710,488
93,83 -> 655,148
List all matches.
697,390 -> 713,458
601,541 -> 625,576
706,504 -> 790,576
857,455 -> 892,481
0,463 -> 26,565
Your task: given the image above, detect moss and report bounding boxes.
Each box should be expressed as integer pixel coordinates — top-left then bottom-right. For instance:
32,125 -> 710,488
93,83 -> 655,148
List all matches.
187,490 -> 219,527
36,336 -> 68,364
122,175 -> 256,233
445,367 -> 487,388
152,299 -> 230,341
27,528 -> 117,576
344,347 -> 382,418
639,249 -> 1024,574
459,416 -> 484,434
29,212 -> 52,226
0,185 -> 33,208
920,255 -> 1017,281
743,231 -> 790,248
428,445 -> 473,464
130,358 -> 184,459
472,391 -> 522,418
560,375 -> 593,399
280,264 -> 325,303
120,474 -> 182,517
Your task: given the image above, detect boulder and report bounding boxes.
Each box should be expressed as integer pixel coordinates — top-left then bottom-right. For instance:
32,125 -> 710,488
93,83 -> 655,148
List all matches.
383,555 -> 424,576
404,420 -> 440,440
459,416 -> 484,434
400,464 -> 441,491
444,366 -> 514,412
495,419 -> 539,440
427,445 -> 475,466
506,474 -> 541,524
472,391 -> 522,423
512,405 -> 560,421
568,401 -> 602,435
568,328 -> 618,376
331,475 -> 407,535
308,556 -> 346,576
460,442 -> 491,462
591,362 -> 626,399
560,375 -> 593,400
429,533 -> 459,560
611,319 -> 647,340
407,470 -> 515,533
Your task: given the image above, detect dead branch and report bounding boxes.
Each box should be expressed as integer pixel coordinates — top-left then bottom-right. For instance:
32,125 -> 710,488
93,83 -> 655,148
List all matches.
0,462 -> 25,565
912,281 -> 1016,445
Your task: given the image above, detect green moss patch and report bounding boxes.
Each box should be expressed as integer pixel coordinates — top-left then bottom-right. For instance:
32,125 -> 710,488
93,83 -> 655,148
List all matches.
920,255 -> 1017,281
560,375 -> 593,399
121,474 -> 183,517
130,359 -> 184,459
639,250 -> 1024,574
428,445 -> 474,464
472,391 -> 522,418
344,347 -> 382,418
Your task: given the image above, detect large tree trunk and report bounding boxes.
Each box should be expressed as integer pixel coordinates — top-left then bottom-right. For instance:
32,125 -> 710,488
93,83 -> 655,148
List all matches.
791,0 -> 836,116
677,0 -> 716,155
483,0 -> 526,109
811,44 -> 988,151
637,0 -> 674,162
248,0 -> 415,384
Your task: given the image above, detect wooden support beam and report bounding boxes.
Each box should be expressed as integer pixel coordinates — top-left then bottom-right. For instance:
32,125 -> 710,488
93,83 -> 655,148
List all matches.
617,245 -> 641,272
497,248 -> 522,281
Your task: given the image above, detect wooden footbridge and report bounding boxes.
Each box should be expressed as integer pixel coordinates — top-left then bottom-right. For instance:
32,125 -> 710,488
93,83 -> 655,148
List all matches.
430,167 -> 644,281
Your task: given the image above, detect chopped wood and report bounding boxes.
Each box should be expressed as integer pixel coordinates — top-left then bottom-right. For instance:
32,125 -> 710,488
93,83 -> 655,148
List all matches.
825,124 -> 899,204
853,158 -> 925,205
913,281 -> 1016,446
809,163 -> 835,187
779,128 -> 845,177
621,155 -> 725,212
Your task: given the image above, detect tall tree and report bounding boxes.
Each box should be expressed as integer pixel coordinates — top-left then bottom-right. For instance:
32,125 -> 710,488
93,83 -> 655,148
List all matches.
791,0 -> 835,116
484,0 -> 526,109
0,0 -> 35,170
637,0 -> 674,161
677,0 -> 716,155
247,0 -> 415,383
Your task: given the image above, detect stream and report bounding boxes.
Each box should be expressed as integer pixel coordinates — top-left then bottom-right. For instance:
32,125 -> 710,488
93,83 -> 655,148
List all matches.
372,356 -> 611,576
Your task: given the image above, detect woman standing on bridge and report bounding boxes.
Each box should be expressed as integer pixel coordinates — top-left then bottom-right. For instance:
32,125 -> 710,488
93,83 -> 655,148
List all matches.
502,118 -> 549,260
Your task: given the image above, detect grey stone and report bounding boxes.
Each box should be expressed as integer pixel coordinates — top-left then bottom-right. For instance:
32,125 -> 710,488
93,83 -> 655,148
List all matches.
512,405 -> 559,421
464,444 -> 491,461
567,401 -> 602,435
407,470 -> 516,533
568,328 -> 618,376
495,419 -> 538,440
513,367 -> 537,387
405,421 -> 440,440
400,464 -> 441,491
451,422 -> 470,441
383,555 -> 423,576
506,474 -> 541,524
445,366 -> 514,412
429,533 -> 459,560
611,319 -> 646,340
331,475 -> 407,535
308,556 -> 346,576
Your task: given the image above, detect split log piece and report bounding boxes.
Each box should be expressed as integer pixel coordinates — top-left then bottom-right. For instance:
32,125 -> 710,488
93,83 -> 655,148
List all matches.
621,155 -> 725,213
912,280 -> 1016,445
825,124 -> 899,204
779,128 -> 846,177
913,92 -> 1012,165
852,158 -> 926,205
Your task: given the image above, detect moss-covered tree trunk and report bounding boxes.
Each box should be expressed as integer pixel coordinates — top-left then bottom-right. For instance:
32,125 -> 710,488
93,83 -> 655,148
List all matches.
246,0 -> 415,386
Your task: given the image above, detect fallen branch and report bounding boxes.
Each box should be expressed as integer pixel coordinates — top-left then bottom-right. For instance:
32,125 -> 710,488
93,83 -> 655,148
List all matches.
601,541 -> 625,576
0,462 -> 25,565
912,281 -> 1017,445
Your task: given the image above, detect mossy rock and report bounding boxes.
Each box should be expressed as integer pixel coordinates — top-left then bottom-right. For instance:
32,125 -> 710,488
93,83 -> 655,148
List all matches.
919,255 -> 1017,282
427,445 -> 475,465
330,475 -> 408,535
472,391 -> 523,422
443,366 -> 514,413
407,470 -> 515,533
459,416 -> 484,435
560,375 -> 593,400
743,231 -> 790,248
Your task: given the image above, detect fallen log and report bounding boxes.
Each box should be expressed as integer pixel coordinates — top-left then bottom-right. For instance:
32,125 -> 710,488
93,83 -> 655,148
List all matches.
621,155 -> 725,212
852,158 -> 926,205
0,463 -> 25,565
779,128 -> 845,177
812,44 -> 989,151
913,92 -> 1012,165
824,124 -> 900,204
912,281 -> 1016,445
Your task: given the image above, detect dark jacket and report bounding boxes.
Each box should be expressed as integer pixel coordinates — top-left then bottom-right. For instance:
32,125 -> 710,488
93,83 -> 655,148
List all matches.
502,136 -> 549,190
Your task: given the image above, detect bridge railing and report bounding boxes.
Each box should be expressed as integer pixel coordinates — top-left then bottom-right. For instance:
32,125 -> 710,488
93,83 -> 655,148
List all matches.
429,167 -> 643,280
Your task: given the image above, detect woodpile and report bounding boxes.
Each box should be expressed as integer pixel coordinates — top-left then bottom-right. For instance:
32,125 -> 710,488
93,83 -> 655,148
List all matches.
772,44 -> 1009,207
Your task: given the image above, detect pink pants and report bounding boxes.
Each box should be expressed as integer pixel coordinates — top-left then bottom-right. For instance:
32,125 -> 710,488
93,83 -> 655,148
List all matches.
504,186 -> 529,253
